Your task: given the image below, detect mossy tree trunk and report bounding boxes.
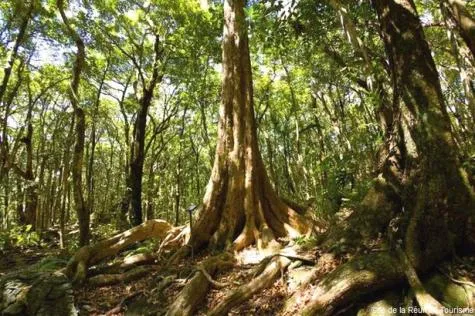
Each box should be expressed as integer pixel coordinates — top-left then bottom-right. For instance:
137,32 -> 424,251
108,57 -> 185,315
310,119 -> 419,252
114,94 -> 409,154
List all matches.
301,1 -> 474,313
189,0 -> 310,252
371,0 -> 474,267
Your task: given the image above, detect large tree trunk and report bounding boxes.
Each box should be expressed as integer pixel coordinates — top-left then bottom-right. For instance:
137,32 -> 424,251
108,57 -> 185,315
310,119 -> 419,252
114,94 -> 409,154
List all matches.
189,0 -> 310,252
372,0 -> 474,267
57,0 -> 89,246
300,0 -> 474,313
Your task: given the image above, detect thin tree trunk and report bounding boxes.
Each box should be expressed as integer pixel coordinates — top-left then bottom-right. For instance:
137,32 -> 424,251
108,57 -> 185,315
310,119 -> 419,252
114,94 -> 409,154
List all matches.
125,35 -> 163,226
57,0 -> 89,246
441,0 -> 475,60
0,2 -> 33,105
174,106 -> 188,226
87,62 -> 109,216
59,116 -> 75,248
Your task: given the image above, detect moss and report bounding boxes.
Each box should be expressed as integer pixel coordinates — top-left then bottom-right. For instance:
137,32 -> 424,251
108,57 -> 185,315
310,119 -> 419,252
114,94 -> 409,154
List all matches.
34,257 -> 68,272
357,291 -> 400,316
424,274 -> 470,308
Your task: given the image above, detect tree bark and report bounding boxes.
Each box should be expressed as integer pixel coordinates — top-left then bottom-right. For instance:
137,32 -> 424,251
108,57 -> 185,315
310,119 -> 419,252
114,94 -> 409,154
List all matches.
57,0 -> 89,246
441,0 -> 475,60
189,0 -> 311,252
300,1 -> 475,312
124,35 -> 163,226
23,83 -> 38,228
371,0 -> 474,268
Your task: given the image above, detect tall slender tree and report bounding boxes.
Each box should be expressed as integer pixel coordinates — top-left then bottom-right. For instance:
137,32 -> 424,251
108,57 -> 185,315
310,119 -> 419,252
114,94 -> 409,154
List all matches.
57,0 -> 89,246
124,34 -> 163,226
0,0 -> 35,183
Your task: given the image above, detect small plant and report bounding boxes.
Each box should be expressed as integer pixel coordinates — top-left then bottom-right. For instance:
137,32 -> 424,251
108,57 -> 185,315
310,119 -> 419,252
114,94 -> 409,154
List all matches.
0,225 -> 42,251
293,235 -> 318,250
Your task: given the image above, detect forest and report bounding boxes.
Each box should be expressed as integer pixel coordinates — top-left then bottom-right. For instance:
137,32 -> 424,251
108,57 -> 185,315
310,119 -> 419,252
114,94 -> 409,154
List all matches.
0,0 -> 474,315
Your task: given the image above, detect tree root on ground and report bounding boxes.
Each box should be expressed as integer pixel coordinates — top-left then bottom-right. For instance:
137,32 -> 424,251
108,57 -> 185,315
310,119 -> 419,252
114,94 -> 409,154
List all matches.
64,219 -> 176,283
396,246 -> 445,316
166,252 -> 235,316
282,253 -> 339,315
300,252 -> 404,315
87,265 -> 157,287
88,252 -> 156,276
196,265 -> 229,289
104,291 -> 144,316
207,255 -> 292,316
250,252 -> 314,278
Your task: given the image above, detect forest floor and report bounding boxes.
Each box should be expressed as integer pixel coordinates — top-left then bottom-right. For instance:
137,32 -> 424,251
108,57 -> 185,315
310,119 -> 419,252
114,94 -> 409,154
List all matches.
72,245 -> 331,316
2,231 -> 474,315
72,248 -> 475,315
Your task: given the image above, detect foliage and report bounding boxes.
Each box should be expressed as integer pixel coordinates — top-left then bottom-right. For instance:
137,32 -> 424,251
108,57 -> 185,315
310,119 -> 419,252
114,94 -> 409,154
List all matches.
0,225 -> 42,251
0,0 -> 472,248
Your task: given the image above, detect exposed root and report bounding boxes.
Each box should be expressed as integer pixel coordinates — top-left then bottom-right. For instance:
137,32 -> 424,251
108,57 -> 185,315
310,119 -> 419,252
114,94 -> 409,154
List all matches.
105,291 -> 143,316
397,246 -> 445,316
250,252 -> 313,278
166,252 -> 235,316
157,226 -> 189,255
64,219 -> 176,283
89,253 -> 156,276
207,255 -> 292,316
300,252 -> 403,316
196,266 -> 229,289
87,265 -> 156,287
282,253 -> 340,314
437,267 -> 475,288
